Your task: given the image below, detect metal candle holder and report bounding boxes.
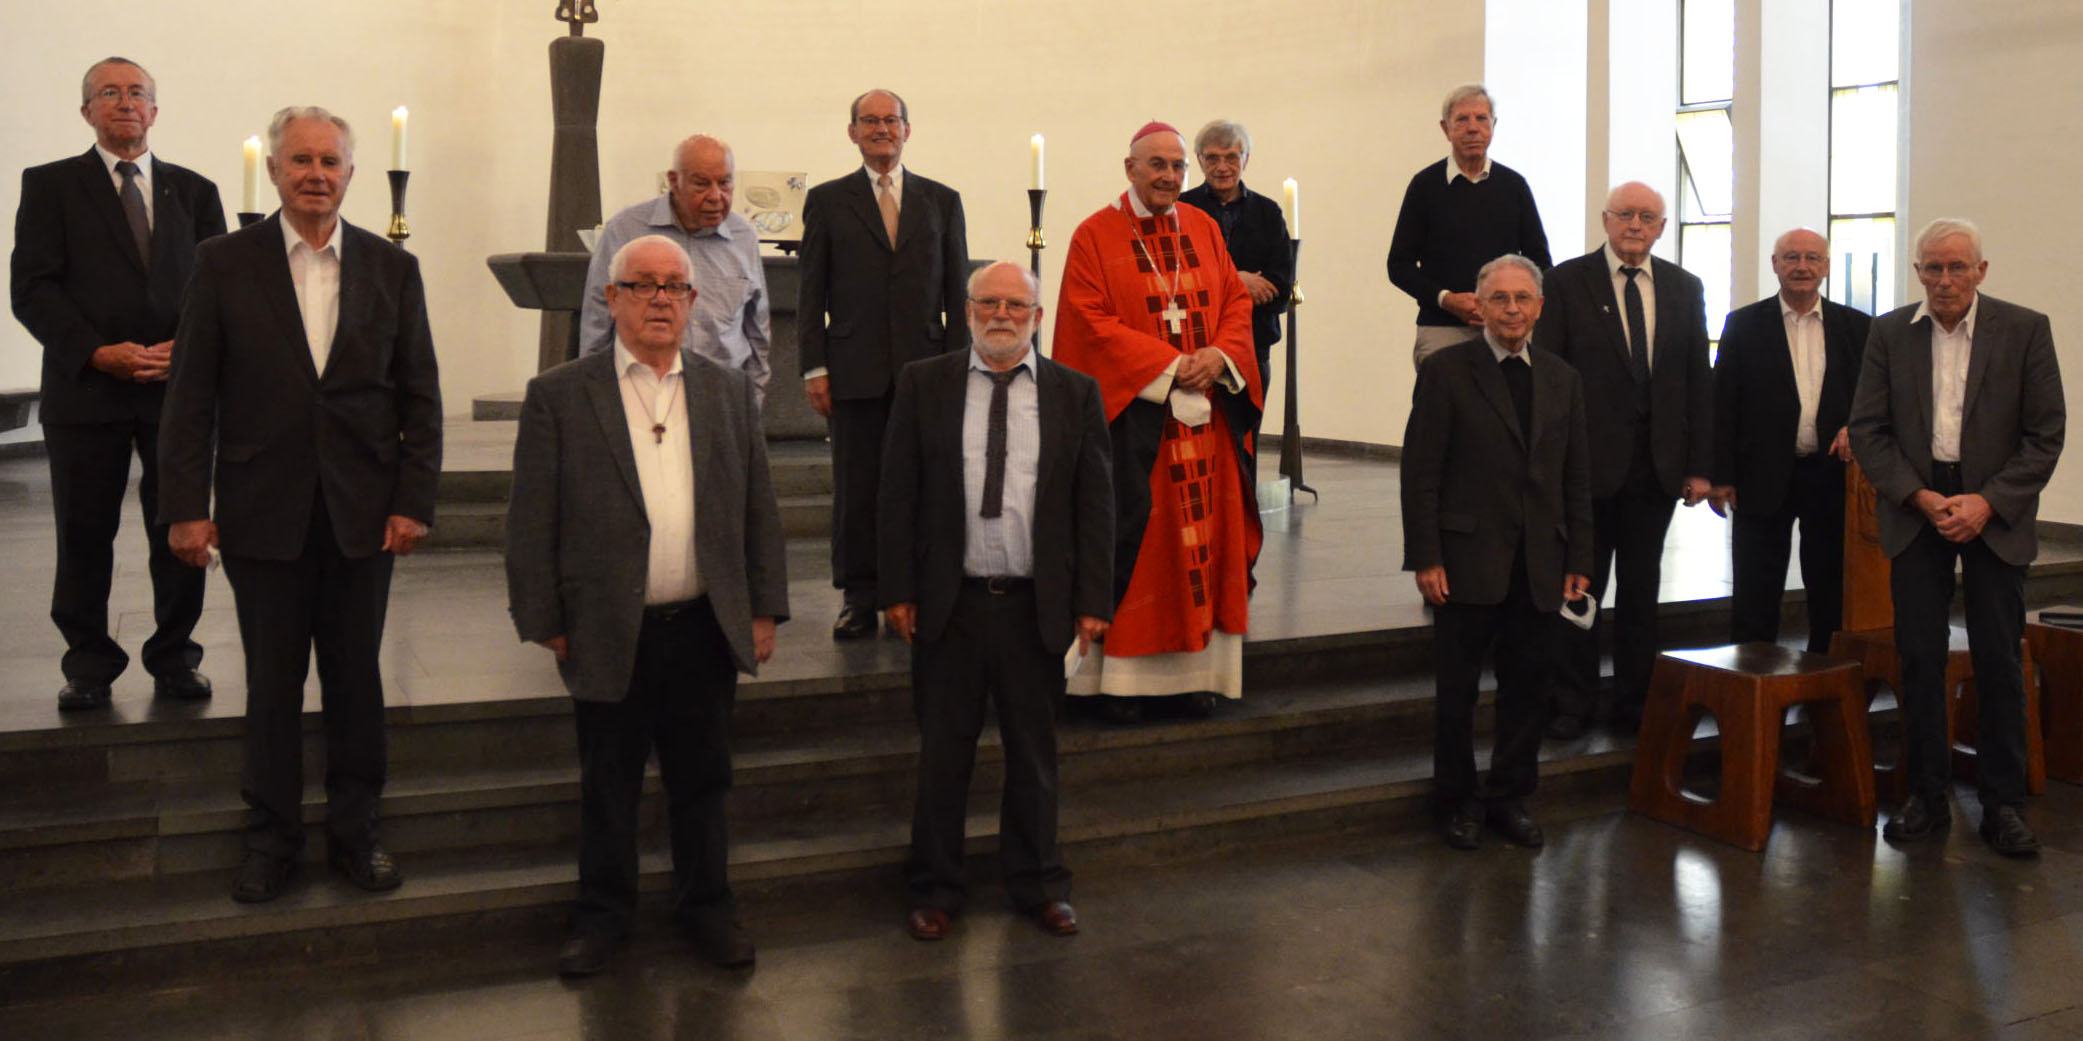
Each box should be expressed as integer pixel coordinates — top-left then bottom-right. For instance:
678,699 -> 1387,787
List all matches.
1278,236 -> 1316,502
1026,188 -> 1047,346
386,169 -> 412,245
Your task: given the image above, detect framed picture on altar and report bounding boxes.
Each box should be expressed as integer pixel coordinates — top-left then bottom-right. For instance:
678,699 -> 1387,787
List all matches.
734,171 -> 808,244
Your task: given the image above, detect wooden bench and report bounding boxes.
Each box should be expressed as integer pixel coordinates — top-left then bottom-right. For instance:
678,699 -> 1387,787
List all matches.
1828,626 -> 2044,800
2025,608 -> 2083,785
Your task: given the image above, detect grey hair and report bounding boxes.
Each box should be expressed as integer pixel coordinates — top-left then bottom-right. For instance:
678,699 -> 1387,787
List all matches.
81,57 -> 154,105
1441,84 -> 1494,121
1193,119 -> 1253,159
967,260 -> 1040,302
609,234 -> 693,282
266,106 -> 356,161
850,88 -> 909,123
1914,217 -> 1983,263
1475,253 -> 1544,295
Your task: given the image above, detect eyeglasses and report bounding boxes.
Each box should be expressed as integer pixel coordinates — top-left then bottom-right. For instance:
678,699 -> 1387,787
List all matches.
971,297 -> 1036,316
855,115 -> 905,129
92,86 -> 153,104
616,280 -> 695,301
1604,209 -> 1664,226
1777,252 -> 1827,265
1916,261 -> 1978,279
1483,291 -> 1539,308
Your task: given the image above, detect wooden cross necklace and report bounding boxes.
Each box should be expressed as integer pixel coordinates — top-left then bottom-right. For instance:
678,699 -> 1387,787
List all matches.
630,380 -> 679,444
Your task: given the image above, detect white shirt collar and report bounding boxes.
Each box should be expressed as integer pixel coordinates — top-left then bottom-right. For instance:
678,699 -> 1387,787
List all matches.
1484,328 -> 1533,364
1779,293 -> 1822,321
1913,293 -> 1980,337
969,348 -> 1034,376
1126,190 -> 1172,218
614,337 -> 685,379
95,144 -> 153,178
1446,155 -> 1493,184
648,193 -> 737,240
1604,242 -> 1651,280
281,214 -> 344,260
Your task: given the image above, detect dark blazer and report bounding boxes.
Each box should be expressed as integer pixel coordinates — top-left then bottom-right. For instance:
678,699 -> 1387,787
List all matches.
1848,294 -> 2065,566
1535,248 -> 1713,499
1178,183 -> 1293,350
506,349 -> 790,699
158,215 -> 442,560
877,351 -> 1114,656
1711,295 -> 1872,514
1401,338 -> 1593,611
797,168 -> 970,400
11,147 -> 226,424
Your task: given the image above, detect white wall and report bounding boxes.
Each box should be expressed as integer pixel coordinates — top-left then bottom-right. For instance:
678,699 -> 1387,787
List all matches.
1,0 -> 1475,450
1486,0 -> 1589,269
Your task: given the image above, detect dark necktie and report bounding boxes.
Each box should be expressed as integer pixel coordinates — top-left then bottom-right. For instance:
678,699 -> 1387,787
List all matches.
1499,355 -> 1533,440
115,160 -> 151,267
1621,265 -> 1648,383
979,369 -> 1018,519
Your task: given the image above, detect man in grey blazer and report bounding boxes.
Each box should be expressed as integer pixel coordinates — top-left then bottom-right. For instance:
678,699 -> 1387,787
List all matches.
1849,218 -> 2064,857
1403,255 -> 1593,850
506,235 -> 789,976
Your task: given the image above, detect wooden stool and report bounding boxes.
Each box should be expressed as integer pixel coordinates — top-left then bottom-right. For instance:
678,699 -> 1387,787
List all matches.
1828,626 -> 2044,799
2025,608 -> 2083,784
1629,643 -> 1877,851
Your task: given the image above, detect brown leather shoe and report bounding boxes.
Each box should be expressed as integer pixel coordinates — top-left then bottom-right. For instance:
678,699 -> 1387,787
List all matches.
1030,900 -> 1079,936
906,908 -> 953,941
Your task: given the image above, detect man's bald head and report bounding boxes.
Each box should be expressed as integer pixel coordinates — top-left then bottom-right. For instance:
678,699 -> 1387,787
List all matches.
1600,181 -> 1667,265
667,134 -> 736,232
1771,227 -> 1830,308
1125,129 -> 1188,214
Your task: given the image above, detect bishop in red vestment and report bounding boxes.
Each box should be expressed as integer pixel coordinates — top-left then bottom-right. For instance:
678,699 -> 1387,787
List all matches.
1051,122 -> 1263,721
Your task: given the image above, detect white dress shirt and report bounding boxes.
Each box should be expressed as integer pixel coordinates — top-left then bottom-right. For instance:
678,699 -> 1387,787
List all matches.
961,351 -> 1040,578
95,144 -> 154,227
282,217 -> 343,376
1917,294 -> 1979,465
612,339 -> 702,604
1781,296 -> 1827,456
1445,155 -> 1493,185
1604,243 -> 1657,371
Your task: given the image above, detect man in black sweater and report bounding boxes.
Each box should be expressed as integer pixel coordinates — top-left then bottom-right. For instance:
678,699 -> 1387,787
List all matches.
1180,119 -> 1291,446
1386,84 -> 1552,368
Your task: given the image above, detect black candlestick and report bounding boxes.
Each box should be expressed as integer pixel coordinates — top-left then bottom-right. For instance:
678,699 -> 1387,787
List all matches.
1026,188 -> 1047,346
1278,236 -> 1316,502
386,169 -> 411,245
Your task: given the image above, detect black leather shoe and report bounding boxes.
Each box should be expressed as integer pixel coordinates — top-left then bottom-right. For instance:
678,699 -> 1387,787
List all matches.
1029,900 -> 1079,936
689,917 -> 756,968
906,908 -> 953,941
832,604 -> 876,640
1980,805 -> 2041,858
1487,801 -> 1545,848
1095,696 -> 1144,724
56,680 -> 112,712
328,839 -> 404,892
230,851 -> 296,903
152,669 -> 213,701
1179,691 -> 1218,718
1442,805 -> 1482,851
1881,794 -> 1952,842
1546,713 -> 1588,741
557,932 -> 622,977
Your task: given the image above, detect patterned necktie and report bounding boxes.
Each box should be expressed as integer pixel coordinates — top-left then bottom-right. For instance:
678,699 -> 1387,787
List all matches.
1621,265 -> 1649,383
877,173 -> 900,246
115,160 -> 151,266
979,369 -> 1017,519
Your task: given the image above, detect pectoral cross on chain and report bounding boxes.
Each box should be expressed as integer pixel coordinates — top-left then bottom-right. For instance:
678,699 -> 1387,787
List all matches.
1160,301 -> 1188,335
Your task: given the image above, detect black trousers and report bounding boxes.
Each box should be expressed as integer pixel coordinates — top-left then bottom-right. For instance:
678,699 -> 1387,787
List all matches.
829,393 -> 893,607
908,581 -> 1070,913
1432,557 -> 1554,811
43,419 -> 205,683
1558,438 -> 1676,720
1249,342 -> 1273,446
220,492 -> 392,859
1891,468 -> 2028,810
1730,455 -> 1845,653
571,597 -> 739,939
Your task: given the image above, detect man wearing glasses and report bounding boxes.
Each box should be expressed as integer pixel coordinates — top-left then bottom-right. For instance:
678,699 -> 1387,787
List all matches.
1850,218 -> 2064,857
508,234 -> 789,975
11,57 -> 224,711
799,89 -> 972,640
1533,181 -> 1712,739
1179,119 -> 1291,444
579,134 -> 770,406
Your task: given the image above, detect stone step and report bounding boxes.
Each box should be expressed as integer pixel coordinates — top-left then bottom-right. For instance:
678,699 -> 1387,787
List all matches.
422,493 -> 834,549
437,439 -> 835,505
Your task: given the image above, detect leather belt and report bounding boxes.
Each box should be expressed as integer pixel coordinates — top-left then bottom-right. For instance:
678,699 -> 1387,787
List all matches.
961,576 -> 1033,595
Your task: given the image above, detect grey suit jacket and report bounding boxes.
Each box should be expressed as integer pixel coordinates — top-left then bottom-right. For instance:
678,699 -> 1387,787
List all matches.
505,349 -> 790,701
1401,338 -> 1594,611
1848,293 -> 2065,566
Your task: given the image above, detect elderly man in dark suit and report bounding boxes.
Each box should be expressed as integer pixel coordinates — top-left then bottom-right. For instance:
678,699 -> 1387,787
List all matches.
507,234 -> 789,977
1534,181 -> 1713,738
1708,228 -> 1873,653
1403,254 -> 1592,850
880,261 -> 1112,941
1850,218 -> 2064,857
160,107 -> 442,903
799,88 -> 970,639
11,56 -> 223,711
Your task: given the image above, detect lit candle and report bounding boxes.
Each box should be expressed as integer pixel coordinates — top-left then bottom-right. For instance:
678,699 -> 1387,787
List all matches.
241,136 -> 262,213
1030,134 -> 1045,191
1282,178 -> 1300,238
391,107 -> 409,170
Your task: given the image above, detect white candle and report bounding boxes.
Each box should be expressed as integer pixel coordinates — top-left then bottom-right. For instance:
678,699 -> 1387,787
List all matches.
1282,178 -> 1300,238
241,136 -> 262,213
391,107 -> 409,170
1030,134 -> 1045,191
